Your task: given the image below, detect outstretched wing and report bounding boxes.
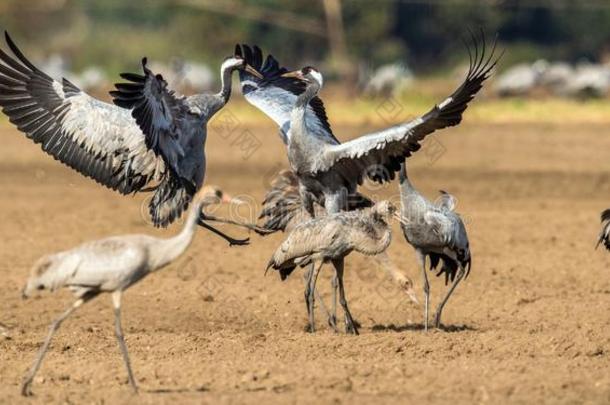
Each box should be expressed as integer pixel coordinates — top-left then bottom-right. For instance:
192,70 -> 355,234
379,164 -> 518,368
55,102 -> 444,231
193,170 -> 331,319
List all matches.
315,32 -> 500,184
0,32 -> 165,194
111,58 -> 193,183
235,44 -> 338,145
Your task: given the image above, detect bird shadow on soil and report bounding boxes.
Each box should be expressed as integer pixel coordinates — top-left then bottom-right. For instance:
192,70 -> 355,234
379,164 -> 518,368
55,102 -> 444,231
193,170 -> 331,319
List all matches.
370,323 -> 476,333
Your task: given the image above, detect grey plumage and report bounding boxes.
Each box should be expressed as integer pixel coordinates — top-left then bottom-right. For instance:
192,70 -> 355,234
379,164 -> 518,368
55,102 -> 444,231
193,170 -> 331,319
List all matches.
0,32 -> 255,232
257,169 -> 372,234
267,200 -> 414,334
0,32 -> 164,197
596,209 -> 610,250
20,186 -> 240,396
110,56 -> 259,228
238,33 -> 499,214
255,169 -> 372,332
241,33 -> 495,333
235,44 -> 337,146
398,163 -> 471,330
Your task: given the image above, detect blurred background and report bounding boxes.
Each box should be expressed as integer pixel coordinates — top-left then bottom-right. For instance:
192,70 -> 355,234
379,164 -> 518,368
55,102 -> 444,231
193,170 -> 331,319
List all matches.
2,0 -> 610,106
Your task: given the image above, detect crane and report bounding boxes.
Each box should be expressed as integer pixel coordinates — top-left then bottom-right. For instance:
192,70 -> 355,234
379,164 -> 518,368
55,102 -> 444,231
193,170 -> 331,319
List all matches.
235,32 -> 497,333
398,162 -> 471,330
266,200 -> 416,334
0,31 -> 261,244
20,186 -> 242,396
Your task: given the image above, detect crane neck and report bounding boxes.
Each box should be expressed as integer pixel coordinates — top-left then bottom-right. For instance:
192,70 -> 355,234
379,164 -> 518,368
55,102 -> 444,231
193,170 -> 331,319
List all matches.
216,63 -> 235,105
288,81 -> 320,151
150,197 -> 206,270
296,81 -> 319,109
357,215 -> 392,256
399,162 -> 415,193
291,81 -> 319,125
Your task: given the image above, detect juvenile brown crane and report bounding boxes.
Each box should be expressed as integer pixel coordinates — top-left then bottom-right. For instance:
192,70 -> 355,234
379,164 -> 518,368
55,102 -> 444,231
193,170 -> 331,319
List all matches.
258,170 -> 415,330
266,200 -> 417,334
20,186 -> 241,396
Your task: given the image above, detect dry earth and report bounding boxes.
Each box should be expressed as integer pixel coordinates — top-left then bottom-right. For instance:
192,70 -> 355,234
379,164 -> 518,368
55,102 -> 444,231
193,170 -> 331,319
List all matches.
0,119 -> 609,404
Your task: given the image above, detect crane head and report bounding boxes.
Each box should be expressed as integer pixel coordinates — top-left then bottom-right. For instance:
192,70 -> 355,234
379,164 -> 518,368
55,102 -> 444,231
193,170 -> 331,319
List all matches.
281,66 -> 323,88
371,200 -> 397,221
194,185 -> 246,207
221,56 -> 263,79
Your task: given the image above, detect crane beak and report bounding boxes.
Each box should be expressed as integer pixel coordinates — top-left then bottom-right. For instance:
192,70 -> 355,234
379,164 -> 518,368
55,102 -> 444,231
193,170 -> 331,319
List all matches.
244,64 -> 263,79
281,70 -> 305,80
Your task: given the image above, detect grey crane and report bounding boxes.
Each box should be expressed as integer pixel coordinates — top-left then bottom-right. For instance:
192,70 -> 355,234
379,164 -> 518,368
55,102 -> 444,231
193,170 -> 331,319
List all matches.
257,170 -> 417,331
398,162 -> 471,331
266,200 -> 417,334
0,32 -> 261,244
20,185 -> 242,396
596,209 -> 610,250
236,32 -> 497,333
257,169 -> 372,331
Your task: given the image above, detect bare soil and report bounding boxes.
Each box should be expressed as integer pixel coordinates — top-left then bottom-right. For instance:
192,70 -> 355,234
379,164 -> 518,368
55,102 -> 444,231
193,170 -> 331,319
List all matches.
0,121 -> 609,404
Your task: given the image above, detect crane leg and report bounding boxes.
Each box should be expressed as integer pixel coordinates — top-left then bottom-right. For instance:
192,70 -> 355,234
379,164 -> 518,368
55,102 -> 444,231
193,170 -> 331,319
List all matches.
112,291 -> 138,393
416,251 -> 430,332
306,262 -> 323,333
317,287 -> 337,332
303,264 -> 336,332
198,216 -> 249,246
433,267 -> 465,329
332,258 -> 359,335
21,293 -> 96,397
329,275 -> 338,331
303,265 -> 313,318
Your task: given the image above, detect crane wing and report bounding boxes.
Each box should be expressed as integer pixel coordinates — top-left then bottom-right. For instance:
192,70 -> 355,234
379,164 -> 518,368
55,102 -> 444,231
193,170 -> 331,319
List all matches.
111,58 -> 193,182
268,218 -> 342,271
234,44 -> 338,145
258,169 -> 374,234
315,33 -> 500,184
0,31 -> 165,194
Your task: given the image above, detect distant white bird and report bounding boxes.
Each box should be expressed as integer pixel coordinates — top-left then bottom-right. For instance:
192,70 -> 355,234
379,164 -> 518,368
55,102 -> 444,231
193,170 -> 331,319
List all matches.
398,162 -> 471,331
539,62 -> 573,93
71,66 -> 107,91
363,63 -> 414,97
495,60 -> 547,97
20,185 -> 241,397
266,200 -> 417,334
564,63 -> 610,98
